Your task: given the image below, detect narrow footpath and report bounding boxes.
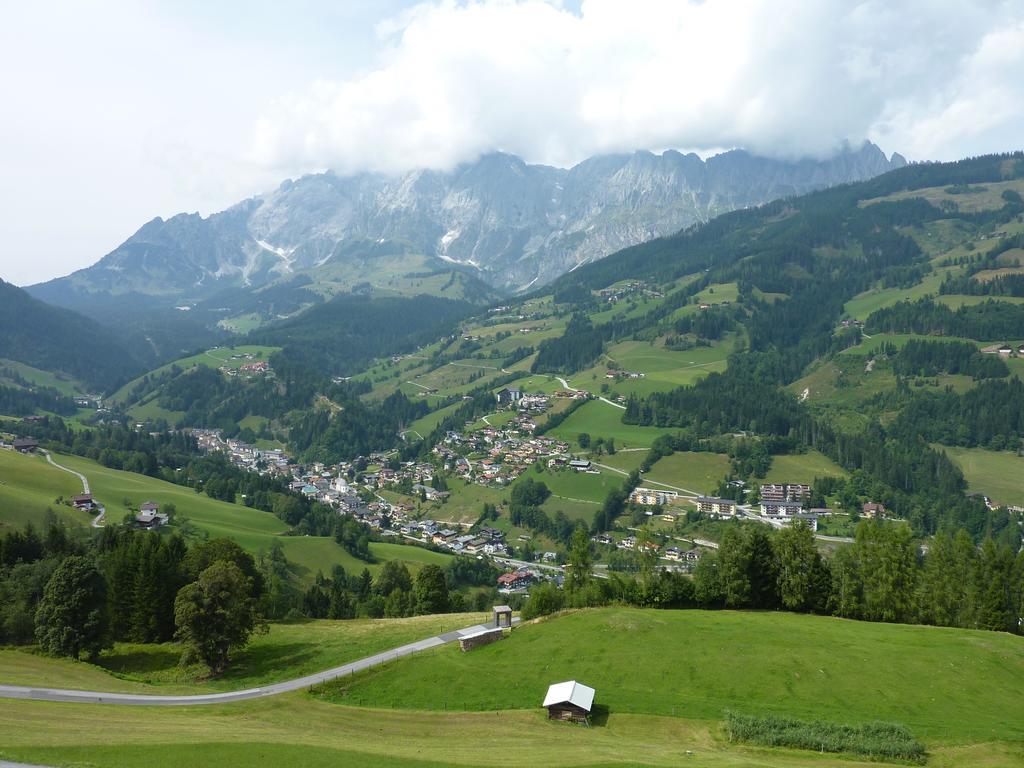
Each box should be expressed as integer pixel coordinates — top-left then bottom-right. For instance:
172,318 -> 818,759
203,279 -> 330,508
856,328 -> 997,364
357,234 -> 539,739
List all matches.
41,450 -> 104,527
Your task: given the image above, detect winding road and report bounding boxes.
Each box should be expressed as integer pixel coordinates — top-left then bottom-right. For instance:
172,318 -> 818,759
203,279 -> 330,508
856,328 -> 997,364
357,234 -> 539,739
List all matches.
0,619 -> 516,707
40,450 -> 105,527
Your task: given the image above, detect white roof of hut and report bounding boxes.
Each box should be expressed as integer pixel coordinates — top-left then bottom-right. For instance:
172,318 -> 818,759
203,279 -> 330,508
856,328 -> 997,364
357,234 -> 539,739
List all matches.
542,680 -> 595,712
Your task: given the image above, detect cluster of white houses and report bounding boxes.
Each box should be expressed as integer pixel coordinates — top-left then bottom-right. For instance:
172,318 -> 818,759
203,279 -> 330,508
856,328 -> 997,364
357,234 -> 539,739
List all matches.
692,483 -> 821,530
190,429 -> 291,477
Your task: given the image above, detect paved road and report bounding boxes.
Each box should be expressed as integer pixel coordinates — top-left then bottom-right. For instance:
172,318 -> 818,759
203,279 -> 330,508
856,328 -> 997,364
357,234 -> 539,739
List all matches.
0,619 -> 516,707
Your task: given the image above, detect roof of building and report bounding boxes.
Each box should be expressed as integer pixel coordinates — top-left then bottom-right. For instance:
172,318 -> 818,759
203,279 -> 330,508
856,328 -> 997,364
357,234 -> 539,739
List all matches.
543,680 -> 595,712
493,604 -> 512,612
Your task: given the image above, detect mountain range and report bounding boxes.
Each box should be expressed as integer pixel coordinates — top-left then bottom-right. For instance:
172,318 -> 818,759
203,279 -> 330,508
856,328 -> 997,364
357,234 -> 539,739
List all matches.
30,142 -> 905,311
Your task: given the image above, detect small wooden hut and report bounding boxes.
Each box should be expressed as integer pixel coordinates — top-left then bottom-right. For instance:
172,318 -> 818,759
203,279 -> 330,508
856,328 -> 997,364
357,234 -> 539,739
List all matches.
542,680 -> 595,723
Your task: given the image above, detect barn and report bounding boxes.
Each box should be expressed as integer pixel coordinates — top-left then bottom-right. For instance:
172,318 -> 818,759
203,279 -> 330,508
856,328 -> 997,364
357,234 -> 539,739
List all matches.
542,680 -> 595,723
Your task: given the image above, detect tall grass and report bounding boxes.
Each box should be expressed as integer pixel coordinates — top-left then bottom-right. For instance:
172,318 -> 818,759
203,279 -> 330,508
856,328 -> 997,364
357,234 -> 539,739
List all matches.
725,712 -> 926,763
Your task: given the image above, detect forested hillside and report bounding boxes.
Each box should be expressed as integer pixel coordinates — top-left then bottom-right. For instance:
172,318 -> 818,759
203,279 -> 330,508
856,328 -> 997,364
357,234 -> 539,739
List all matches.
0,279 -> 141,393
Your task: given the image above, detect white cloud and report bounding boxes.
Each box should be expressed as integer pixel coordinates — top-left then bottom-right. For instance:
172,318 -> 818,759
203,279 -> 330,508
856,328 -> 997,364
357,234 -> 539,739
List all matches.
2,0 -> 1022,286
250,0 -> 1024,177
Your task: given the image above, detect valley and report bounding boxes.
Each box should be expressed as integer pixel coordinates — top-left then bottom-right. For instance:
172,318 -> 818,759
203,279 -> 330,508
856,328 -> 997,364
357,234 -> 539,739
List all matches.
3,152 -> 1024,768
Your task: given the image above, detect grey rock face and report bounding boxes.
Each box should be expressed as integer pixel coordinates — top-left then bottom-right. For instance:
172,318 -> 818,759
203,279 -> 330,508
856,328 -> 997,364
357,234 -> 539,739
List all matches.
39,142 -> 905,297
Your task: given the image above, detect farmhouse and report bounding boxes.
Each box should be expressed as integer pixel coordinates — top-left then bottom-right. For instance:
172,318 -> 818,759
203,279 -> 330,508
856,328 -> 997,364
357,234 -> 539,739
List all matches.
543,680 -> 596,723
568,459 -> 592,472
135,501 -> 168,529
71,493 -> 94,510
695,496 -> 737,517
862,501 -> 887,519
12,437 -> 39,453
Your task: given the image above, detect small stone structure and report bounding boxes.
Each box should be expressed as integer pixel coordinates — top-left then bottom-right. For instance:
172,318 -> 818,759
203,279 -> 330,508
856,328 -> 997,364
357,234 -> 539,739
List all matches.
493,604 -> 513,628
458,627 -> 504,652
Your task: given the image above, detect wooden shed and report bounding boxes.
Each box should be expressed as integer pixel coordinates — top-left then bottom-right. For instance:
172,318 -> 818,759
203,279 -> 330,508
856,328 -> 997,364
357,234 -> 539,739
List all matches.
542,680 -> 595,723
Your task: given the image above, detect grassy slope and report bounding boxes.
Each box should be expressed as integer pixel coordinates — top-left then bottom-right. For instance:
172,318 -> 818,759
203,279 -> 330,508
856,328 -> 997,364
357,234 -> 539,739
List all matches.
0,358 -> 86,396
0,450 -> 88,531
324,608 -> 1024,743
0,612 -> 1021,767
0,613 -> 487,694
549,400 -> 663,449
110,345 -> 281,404
762,451 -> 849,485
8,697 -> 985,768
643,452 -> 731,495
939,446 -> 1024,507
2,450 -> 449,580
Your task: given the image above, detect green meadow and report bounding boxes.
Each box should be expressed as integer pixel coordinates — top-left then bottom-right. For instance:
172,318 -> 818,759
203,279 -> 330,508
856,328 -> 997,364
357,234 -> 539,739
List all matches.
938,445 -> 1024,507
763,451 -> 848,485
549,400 -> 664,449
643,451 -> 731,495
1,608 -> 1022,766
110,345 -> 281,403
0,450 -> 450,581
0,613 -> 487,695
0,449 -> 87,531
322,607 -> 1024,744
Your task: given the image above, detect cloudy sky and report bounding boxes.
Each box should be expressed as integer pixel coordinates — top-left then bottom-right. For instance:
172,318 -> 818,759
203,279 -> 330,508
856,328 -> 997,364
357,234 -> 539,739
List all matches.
2,0 -> 1023,286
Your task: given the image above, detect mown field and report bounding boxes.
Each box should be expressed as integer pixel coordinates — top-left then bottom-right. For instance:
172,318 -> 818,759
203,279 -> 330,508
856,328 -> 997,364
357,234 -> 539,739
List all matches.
3,608 -> 1022,767
643,451 -> 731,495
762,451 -> 849,485
938,445 -> 1024,507
0,450 -> 451,581
322,608 -> 1024,744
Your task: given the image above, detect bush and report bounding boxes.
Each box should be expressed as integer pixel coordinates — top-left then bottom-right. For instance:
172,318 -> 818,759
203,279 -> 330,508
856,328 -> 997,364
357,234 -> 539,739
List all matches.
725,712 -> 925,762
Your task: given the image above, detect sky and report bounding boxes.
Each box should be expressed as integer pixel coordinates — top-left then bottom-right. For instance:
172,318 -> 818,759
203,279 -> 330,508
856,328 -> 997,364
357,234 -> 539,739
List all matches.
2,0 -> 1023,286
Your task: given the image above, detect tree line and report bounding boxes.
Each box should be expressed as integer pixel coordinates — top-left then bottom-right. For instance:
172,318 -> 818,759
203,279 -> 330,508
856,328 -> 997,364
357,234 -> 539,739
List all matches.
526,519 -> 1024,636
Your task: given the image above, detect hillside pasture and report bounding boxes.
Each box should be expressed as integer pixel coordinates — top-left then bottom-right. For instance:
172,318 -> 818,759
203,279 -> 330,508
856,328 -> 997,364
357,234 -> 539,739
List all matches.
0,450 -> 88,531
27,452 -> 451,580
548,400 -> 663,450
0,358 -> 86,396
0,613 -> 487,695
763,451 -> 848,485
110,345 -> 281,404
938,445 -> 1024,507
320,607 -> 1024,744
643,451 -> 731,495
